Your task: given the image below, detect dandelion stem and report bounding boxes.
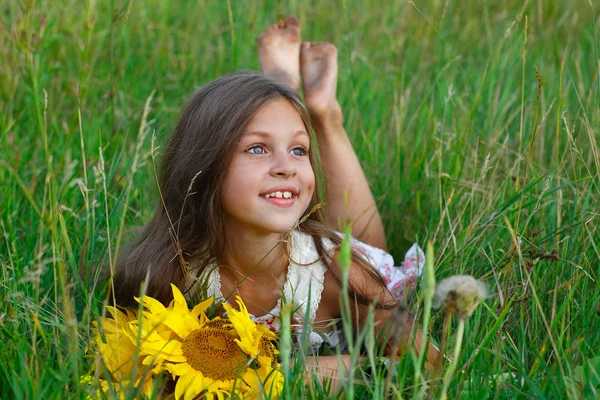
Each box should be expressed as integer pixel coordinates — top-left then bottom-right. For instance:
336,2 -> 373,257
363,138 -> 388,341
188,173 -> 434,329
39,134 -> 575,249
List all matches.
440,317 -> 465,400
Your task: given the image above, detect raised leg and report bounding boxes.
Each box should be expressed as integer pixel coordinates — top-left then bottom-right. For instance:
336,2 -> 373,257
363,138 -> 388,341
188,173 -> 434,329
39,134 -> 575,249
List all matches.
300,41 -> 387,250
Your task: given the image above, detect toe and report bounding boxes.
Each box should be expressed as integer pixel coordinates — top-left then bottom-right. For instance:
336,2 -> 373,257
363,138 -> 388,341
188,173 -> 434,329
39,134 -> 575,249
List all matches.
260,24 -> 276,37
258,24 -> 281,44
318,42 -> 337,55
300,42 -> 311,51
257,29 -> 271,43
284,16 -> 300,27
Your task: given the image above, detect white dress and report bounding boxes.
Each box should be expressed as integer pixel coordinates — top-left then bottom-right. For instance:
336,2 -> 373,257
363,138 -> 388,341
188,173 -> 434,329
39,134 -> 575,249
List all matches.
185,229 -> 424,354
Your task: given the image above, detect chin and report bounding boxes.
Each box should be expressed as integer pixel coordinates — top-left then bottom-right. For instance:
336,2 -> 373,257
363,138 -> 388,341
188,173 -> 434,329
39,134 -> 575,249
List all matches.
258,218 -> 300,234
265,222 -> 298,234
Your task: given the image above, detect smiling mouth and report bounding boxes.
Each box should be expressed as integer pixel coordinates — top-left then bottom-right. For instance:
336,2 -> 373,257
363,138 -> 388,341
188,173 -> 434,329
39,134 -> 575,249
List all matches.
261,191 -> 296,208
263,190 -> 294,199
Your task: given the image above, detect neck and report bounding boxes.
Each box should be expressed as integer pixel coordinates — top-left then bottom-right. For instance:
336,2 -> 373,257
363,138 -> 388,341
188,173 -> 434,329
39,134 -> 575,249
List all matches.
219,224 -> 290,282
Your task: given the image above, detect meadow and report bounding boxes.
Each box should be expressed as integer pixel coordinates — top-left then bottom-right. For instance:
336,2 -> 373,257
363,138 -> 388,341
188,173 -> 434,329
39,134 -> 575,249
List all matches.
1,0 -> 599,398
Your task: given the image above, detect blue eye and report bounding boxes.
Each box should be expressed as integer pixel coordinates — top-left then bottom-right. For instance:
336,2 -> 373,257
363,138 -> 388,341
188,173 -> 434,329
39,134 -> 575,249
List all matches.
247,145 -> 265,155
291,146 -> 307,156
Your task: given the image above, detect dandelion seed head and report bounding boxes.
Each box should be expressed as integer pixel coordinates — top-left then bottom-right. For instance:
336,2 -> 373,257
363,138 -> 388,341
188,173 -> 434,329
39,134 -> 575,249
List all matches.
433,275 -> 489,318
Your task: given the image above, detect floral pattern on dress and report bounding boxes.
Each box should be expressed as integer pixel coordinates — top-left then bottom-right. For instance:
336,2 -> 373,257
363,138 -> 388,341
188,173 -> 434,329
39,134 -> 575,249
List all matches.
349,237 -> 425,301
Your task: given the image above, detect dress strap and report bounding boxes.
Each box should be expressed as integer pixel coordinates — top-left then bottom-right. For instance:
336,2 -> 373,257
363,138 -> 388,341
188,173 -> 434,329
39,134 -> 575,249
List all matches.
283,230 -> 331,325
185,261 -> 224,303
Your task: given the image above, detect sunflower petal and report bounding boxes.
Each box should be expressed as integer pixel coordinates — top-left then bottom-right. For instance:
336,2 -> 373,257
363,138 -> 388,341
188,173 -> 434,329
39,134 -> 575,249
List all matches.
170,283 -> 189,312
136,294 -> 166,315
191,296 -> 214,319
165,362 -> 194,377
175,371 -> 217,400
223,297 -> 261,358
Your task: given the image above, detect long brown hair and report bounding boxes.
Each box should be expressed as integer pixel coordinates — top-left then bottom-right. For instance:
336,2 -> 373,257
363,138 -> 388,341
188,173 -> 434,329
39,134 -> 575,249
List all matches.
113,71 -> 396,310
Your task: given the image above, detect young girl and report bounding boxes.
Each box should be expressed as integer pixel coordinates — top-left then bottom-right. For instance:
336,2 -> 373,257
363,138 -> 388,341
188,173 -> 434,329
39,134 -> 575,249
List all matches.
115,17 -> 434,386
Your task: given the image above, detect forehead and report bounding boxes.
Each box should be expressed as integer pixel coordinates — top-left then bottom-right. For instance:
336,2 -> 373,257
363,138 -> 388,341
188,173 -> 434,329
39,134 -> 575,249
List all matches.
245,97 -> 307,134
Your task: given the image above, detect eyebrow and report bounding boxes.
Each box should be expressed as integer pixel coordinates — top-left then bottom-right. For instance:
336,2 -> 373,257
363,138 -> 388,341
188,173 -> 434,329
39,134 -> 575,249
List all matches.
244,130 -> 309,139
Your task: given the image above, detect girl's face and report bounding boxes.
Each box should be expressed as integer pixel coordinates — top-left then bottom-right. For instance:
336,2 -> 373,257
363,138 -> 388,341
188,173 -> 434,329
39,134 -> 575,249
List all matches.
220,98 -> 315,236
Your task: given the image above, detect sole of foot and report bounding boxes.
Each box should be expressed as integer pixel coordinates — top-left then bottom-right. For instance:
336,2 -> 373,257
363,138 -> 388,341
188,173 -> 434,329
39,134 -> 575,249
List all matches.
258,16 -> 302,90
300,42 -> 341,121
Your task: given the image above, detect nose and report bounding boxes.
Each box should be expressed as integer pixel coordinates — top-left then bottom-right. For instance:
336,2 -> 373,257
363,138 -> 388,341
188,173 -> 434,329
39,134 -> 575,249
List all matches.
269,151 -> 297,178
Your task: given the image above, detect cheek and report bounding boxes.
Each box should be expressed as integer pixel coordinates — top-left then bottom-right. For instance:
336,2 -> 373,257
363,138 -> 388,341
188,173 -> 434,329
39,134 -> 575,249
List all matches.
221,164 -> 251,201
302,164 -> 316,194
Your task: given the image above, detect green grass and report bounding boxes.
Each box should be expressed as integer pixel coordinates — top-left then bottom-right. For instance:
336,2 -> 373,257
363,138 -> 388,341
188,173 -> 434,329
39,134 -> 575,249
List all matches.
1,0 -> 599,398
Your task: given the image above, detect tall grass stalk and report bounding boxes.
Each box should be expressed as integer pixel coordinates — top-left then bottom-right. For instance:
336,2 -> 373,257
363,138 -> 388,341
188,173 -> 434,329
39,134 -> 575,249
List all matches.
413,241 -> 435,397
338,224 -> 356,398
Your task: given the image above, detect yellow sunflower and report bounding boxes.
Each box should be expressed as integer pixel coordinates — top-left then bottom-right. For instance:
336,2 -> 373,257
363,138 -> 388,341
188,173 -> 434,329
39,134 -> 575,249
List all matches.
90,306 -> 156,398
90,284 -> 283,399
136,284 -> 283,400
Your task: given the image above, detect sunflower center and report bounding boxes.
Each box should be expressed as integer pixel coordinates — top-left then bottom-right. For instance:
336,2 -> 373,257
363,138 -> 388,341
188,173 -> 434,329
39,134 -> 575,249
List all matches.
182,324 -> 249,381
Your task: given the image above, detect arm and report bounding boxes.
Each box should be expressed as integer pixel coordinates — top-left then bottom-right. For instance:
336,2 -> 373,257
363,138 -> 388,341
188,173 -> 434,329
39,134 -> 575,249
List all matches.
303,355 -> 354,394
313,113 -> 388,251
320,255 -> 439,365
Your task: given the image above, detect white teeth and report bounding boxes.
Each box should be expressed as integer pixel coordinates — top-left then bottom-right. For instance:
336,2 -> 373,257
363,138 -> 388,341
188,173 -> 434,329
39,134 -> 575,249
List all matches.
264,191 -> 294,199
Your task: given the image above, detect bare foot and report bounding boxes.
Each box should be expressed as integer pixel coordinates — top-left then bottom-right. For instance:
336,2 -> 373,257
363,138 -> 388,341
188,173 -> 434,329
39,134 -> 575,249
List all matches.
258,17 -> 302,90
300,42 -> 342,121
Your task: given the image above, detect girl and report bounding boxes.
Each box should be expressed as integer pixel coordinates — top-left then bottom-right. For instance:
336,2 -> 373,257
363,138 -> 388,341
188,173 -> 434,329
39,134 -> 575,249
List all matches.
115,17 -> 434,386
